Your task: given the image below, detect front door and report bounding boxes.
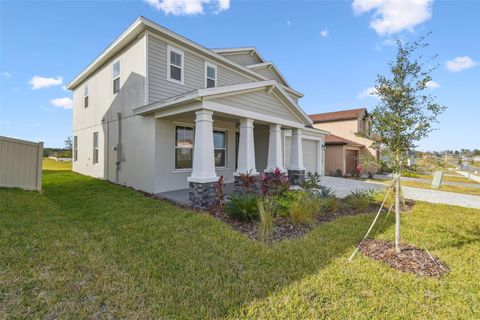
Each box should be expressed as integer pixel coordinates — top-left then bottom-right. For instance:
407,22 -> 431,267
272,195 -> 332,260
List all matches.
345,149 -> 358,176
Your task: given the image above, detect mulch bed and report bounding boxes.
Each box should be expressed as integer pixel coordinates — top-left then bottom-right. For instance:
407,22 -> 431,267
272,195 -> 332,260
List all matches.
208,202 -> 389,242
359,239 -> 450,278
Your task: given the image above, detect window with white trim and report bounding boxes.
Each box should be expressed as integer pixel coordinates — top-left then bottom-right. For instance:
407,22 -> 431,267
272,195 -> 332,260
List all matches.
205,62 -> 217,88
84,84 -> 89,108
113,61 -> 120,94
175,126 -> 193,169
167,46 -> 184,84
73,136 -> 78,162
93,132 -> 99,164
213,130 -> 226,167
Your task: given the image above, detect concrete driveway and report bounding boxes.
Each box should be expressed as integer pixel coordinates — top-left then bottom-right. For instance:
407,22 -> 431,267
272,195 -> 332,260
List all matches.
321,176 -> 480,209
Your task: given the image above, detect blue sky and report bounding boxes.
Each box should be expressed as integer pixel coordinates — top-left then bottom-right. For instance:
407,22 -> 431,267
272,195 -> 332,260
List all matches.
1,0 -> 479,150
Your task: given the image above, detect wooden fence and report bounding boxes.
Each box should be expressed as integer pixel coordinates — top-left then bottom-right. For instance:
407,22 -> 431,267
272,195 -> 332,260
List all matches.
0,136 -> 43,191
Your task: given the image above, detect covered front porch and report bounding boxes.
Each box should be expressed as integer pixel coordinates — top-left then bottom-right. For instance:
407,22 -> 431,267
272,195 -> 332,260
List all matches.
133,80 -> 327,208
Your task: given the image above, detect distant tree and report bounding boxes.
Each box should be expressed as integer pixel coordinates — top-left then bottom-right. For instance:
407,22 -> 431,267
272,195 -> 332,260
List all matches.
370,35 -> 446,253
65,136 -> 72,150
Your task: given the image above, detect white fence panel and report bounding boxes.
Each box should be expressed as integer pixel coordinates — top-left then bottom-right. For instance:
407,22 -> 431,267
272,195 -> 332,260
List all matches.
0,136 -> 43,191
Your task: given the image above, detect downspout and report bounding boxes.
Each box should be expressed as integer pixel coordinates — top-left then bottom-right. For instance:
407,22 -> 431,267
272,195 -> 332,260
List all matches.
115,112 -> 122,183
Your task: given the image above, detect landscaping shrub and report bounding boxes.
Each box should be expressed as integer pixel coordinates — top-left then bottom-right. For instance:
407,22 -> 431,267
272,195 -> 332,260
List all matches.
313,185 -> 336,199
401,169 -> 420,178
257,197 -> 275,241
288,192 -> 319,225
318,197 -> 337,213
345,188 -> 376,210
334,169 -> 343,177
225,192 -> 259,221
302,171 -> 321,191
261,167 -> 289,197
238,170 -> 258,193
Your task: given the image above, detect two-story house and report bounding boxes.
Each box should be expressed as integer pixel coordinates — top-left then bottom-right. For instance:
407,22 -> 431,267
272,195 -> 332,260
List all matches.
67,16 -> 327,208
309,108 -> 378,176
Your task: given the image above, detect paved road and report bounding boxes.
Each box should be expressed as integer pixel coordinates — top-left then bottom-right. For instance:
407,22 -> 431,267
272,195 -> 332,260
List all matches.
321,176 -> 480,209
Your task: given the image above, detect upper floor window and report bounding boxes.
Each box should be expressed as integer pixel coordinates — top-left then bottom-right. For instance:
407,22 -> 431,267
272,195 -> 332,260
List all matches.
205,62 -> 217,88
93,132 -> 99,164
167,46 -> 184,84
84,84 -> 89,108
113,61 -> 120,94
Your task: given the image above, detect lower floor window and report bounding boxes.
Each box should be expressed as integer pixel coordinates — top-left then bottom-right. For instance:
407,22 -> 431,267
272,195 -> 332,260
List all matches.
213,130 -> 226,167
175,126 -> 193,169
93,132 -> 99,164
174,126 -> 227,169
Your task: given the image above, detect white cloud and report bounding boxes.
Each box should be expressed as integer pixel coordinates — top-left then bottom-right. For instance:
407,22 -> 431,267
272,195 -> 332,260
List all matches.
425,80 -> 440,88
357,87 -> 378,99
29,76 -> 63,89
320,29 -> 329,37
62,85 -> 68,91
50,97 -> 72,109
144,0 -> 229,15
2,72 -> 11,77
352,0 -> 433,35
446,56 -> 479,72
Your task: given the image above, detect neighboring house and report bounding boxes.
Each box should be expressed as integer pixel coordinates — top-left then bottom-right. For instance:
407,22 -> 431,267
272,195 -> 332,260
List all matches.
309,108 -> 378,176
67,16 -> 327,208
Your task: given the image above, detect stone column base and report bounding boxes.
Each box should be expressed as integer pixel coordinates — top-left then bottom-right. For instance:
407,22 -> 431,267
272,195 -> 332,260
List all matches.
234,174 -> 259,193
189,181 -> 216,210
288,169 -> 305,186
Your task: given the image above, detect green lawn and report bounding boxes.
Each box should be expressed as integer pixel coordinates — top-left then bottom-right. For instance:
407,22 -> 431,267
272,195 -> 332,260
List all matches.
42,157 -> 72,171
415,173 -> 478,184
1,171 -> 479,319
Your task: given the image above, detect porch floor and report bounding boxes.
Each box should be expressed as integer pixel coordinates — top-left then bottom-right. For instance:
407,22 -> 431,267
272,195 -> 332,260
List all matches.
157,183 -> 235,206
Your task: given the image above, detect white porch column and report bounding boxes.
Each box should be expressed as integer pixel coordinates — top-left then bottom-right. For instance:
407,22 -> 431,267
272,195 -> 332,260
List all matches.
236,118 -> 257,175
289,128 -> 305,171
266,124 -> 284,172
188,109 -> 217,183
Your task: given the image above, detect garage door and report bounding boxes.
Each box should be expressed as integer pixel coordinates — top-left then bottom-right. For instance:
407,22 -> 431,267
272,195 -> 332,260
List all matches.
303,139 -> 317,173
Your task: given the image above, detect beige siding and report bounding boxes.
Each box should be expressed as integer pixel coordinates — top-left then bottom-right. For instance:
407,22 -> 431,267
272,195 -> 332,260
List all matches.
211,90 -> 299,123
0,136 -> 43,191
220,52 -> 261,66
148,36 -> 251,103
253,67 -> 286,86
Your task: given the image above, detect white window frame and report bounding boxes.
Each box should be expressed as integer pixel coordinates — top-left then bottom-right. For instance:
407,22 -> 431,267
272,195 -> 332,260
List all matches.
73,136 -> 78,162
167,45 -> 184,85
174,125 -> 194,169
213,129 -> 227,168
113,61 -> 120,94
84,84 -> 89,108
93,132 -> 99,165
204,62 -> 217,88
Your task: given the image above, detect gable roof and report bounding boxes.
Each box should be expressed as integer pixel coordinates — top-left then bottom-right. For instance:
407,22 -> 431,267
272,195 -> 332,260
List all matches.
245,62 -> 290,87
212,47 -> 265,64
325,134 -> 363,147
67,16 -> 303,98
133,80 -> 313,126
310,108 -> 367,123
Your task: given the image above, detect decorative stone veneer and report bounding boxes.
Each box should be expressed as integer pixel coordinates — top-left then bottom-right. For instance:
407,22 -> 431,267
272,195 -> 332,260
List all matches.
234,175 -> 260,193
189,181 -> 216,210
288,169 -> 305,186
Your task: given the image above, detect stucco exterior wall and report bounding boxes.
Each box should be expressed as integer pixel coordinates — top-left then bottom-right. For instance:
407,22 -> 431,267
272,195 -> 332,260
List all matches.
154,118 -> 238,193
72,35 -> 156,192
313,119 -> 376,157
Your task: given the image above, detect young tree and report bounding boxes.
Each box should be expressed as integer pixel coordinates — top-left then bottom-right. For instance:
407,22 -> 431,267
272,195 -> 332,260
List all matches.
370,36 -> 446,253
